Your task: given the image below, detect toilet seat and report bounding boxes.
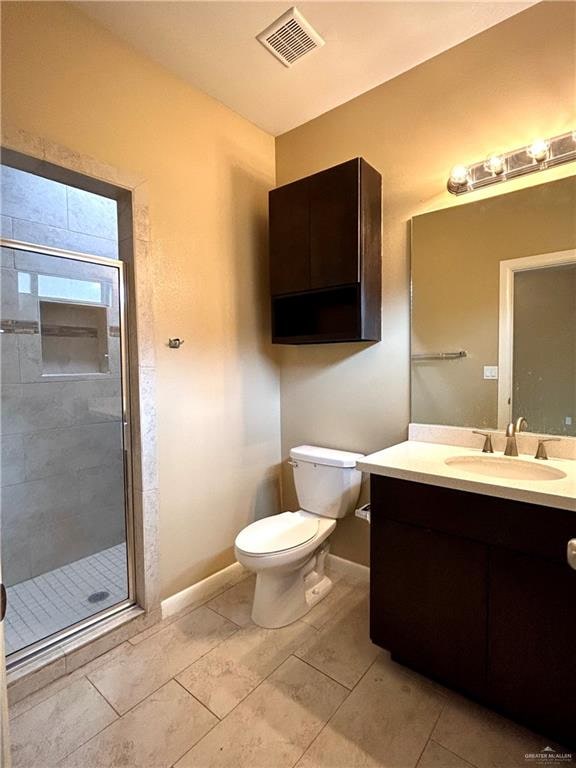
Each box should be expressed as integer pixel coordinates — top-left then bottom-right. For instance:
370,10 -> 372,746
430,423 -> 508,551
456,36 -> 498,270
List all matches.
235,512 -> 319,556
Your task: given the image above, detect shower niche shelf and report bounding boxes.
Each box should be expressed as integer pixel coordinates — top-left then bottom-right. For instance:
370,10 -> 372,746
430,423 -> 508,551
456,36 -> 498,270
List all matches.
269,157 -> 382,344
40,300 -> 110,375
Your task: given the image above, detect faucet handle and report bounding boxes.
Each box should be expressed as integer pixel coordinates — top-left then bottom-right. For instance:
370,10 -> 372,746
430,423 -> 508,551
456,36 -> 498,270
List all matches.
473,430 -> 494,453
534,438 -> 561,460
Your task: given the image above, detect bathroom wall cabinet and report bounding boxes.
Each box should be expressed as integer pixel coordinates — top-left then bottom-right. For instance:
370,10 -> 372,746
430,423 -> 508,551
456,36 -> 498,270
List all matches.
370,475 -> 576,748
269,158 -> 381,344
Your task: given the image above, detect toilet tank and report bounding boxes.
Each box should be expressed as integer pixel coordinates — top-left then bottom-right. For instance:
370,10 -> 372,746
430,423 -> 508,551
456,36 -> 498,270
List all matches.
289,445 -> 364,519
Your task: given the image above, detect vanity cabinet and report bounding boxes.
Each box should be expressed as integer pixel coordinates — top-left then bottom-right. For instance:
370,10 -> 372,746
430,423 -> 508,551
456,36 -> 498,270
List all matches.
371,519 -> 487,697
370,475 -> 576,747
269,158 -> 381,344
489,549 -> 576,741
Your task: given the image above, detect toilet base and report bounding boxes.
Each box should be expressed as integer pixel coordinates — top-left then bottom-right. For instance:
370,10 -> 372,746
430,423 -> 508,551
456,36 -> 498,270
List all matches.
251,547 -> 333,629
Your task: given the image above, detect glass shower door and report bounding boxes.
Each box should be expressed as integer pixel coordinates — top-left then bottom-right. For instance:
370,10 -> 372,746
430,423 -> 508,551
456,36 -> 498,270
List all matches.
0,243 -> 132,661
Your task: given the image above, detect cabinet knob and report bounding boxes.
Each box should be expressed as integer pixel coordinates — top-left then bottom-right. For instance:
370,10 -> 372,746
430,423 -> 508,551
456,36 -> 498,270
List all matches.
568,539 -> 576,570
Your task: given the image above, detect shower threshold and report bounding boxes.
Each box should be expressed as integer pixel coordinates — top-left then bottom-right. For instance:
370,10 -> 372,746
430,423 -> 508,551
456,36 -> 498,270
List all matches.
5,544 -> 128,657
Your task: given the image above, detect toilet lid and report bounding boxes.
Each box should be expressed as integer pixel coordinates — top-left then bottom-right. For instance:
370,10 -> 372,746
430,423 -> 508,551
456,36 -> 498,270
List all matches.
235,512 -> 319,555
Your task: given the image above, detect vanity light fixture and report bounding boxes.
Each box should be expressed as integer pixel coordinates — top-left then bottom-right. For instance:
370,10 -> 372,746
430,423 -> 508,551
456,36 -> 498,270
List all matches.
447,130 -> 576,194
448,164 -> 470,186
526,138 -> 550,162
484,154 -> 505,176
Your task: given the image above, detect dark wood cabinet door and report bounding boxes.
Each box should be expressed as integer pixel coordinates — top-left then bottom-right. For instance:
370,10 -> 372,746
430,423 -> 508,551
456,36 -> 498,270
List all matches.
371,518 -> 487,697
269,179 -> 310,295
309,159 -> 360,289
488,549 -> 576,746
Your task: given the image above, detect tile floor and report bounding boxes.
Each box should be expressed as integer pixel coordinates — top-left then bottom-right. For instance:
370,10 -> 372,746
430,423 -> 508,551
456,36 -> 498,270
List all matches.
5,544 -> 128,655
8,564 -> 571,768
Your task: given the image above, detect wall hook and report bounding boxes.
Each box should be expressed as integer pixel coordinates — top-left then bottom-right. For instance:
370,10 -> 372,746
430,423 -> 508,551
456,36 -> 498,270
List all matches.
168,338 -> 184,349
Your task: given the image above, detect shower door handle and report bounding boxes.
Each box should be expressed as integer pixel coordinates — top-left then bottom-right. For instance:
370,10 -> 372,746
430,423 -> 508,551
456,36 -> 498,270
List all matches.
0,584 -> 6,622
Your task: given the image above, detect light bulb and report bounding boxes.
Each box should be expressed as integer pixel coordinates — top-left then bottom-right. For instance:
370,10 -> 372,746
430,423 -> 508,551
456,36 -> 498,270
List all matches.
484,154 -> 505,175
527,138 -> 550,162
449,165 -> 469,186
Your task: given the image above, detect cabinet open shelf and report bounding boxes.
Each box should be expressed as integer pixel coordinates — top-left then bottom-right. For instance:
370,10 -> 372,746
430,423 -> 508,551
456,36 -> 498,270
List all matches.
272,284 -> 370,344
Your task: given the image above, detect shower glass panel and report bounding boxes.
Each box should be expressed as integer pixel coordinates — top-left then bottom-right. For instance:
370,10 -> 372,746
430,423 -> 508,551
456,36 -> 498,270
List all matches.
0,245 -> 131,659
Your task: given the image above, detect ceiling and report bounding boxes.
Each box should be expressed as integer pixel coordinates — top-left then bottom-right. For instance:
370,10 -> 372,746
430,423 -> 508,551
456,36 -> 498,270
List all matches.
77,1 -> 536,136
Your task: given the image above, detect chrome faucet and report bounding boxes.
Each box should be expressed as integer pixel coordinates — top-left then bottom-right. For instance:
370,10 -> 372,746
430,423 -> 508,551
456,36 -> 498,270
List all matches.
504,416 -> 528,456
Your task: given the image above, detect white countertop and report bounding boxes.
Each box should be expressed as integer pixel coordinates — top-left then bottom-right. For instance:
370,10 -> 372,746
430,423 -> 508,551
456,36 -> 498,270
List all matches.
357,441 -> 576,512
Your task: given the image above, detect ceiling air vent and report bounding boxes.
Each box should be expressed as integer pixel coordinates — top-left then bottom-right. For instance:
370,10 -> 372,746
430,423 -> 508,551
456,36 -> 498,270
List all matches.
257,8 -> 325,68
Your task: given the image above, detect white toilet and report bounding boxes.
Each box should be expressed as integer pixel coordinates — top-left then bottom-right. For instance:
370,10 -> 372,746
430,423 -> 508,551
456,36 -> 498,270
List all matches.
234,445 -> 364,628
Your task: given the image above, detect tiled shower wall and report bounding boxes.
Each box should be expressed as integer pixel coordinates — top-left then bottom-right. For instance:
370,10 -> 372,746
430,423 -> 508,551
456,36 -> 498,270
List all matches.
1,166 -> 125,587
0,165 -> 118,258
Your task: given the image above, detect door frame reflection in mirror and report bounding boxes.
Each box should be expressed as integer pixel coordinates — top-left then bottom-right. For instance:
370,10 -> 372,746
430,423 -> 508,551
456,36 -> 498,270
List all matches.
497,248 -> 576,430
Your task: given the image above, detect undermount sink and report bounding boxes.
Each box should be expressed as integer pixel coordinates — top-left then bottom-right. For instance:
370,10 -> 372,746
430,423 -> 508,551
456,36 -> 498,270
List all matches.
445,455 -> 567,482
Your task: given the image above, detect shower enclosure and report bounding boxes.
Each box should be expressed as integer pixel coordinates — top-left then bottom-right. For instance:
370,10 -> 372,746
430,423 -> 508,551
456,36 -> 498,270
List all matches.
0,236 -> 133,662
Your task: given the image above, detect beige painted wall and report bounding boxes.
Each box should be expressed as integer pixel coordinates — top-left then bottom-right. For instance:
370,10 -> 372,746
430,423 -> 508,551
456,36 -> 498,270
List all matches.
411,177 -> 576,430
1,2 -> 281,598
276,2 -> 576,566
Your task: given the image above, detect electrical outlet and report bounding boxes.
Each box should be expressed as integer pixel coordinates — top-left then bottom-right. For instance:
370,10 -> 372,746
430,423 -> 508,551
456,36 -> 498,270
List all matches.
566,416 -> 573,426
483,365 -> 498,380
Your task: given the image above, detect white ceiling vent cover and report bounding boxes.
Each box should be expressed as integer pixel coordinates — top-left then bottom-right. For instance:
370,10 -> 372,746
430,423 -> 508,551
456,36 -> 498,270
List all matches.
257,8 -> 325,68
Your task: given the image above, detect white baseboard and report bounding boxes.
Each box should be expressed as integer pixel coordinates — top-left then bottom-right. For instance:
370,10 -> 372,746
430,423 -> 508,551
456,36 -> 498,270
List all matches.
161,553 -> 369,620
326,553 -> 370,582
161,561 -> 247,619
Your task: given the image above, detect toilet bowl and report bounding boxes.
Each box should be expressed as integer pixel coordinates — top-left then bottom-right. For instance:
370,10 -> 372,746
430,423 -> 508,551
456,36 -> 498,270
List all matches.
234,445 -> 364,628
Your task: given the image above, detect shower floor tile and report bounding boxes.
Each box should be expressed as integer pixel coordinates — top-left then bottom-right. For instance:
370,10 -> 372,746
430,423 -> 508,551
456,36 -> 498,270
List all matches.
5,544 -> 128,656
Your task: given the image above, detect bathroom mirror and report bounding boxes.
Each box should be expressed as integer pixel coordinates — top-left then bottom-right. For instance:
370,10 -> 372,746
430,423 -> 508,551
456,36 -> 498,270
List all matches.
411,176 -> 576,436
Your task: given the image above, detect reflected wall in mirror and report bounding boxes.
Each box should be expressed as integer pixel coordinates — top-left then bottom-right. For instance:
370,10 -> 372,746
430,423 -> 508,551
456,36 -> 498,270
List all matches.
411,176 -> 576,436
